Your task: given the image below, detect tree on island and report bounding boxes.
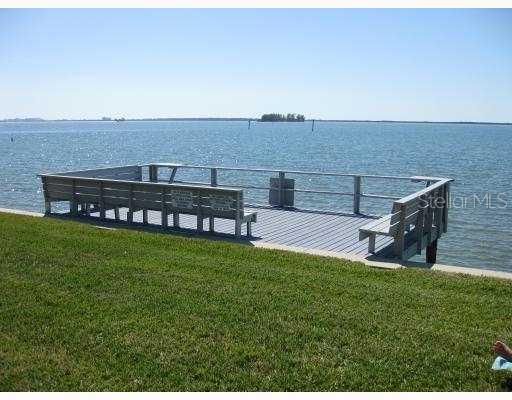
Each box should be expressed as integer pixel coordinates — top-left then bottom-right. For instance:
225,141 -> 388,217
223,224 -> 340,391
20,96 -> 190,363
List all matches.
260,113 -> 305,122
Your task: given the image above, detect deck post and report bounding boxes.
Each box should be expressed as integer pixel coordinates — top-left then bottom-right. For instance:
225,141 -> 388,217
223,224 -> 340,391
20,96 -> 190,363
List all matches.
278,171 -> 285,207
42,176 -> 51,215
149,165 -> 158,182
70,179 -> 78,216
353,176 -> 361,214
426,239 -> 438,263
210,168 -> 218,186
209,168 -> 218,232
143,209 -> 148,224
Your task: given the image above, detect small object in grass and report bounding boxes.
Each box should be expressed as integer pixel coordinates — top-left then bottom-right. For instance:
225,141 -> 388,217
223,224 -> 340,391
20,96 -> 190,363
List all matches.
493,356 -> 512,371
493,341 -> 512,363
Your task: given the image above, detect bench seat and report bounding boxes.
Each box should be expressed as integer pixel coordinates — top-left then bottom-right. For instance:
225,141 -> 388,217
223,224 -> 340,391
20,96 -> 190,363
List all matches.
359,215 -> 395,253
359,215 -> 394,237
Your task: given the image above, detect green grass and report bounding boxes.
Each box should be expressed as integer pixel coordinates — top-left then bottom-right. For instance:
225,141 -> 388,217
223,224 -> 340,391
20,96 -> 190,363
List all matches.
1,212 -> 512,391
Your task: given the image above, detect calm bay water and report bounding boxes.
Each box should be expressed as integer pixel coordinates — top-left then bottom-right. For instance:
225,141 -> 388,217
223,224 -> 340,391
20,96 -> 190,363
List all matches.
1,120 -> 511,272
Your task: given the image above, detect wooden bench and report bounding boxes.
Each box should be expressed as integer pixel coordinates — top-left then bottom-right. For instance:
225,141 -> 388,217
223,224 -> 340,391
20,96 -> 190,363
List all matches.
358,199 -> 421,255
40,175 -> 257,238
358,178 -> 450,260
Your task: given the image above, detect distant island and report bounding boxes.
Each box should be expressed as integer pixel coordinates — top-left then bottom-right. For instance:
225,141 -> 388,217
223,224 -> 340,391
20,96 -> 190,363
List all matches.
260,113 -> 305,122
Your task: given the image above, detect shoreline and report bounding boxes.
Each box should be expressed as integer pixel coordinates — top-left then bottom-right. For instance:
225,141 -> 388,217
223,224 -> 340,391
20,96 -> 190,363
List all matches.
2,206 -> 511,281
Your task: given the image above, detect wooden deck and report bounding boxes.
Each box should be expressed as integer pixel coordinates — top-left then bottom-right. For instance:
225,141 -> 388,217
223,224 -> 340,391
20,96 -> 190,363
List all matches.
40,163 -> 452,263
68,206 -> 394,259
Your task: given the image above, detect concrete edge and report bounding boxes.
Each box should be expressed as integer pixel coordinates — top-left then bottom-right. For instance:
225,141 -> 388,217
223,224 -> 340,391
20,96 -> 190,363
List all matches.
0,207 -> 44,218
1,207 -> 511,281
253,242 -> 512,280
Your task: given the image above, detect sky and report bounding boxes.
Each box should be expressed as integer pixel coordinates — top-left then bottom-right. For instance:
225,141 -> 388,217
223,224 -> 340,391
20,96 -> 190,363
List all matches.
0,9 -> 511,122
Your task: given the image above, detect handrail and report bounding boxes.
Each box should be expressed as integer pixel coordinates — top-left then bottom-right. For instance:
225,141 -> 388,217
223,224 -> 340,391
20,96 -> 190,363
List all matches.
41,163 -> 452,221
146,163 -> 452,215
394,178 -> 452,205
145,163 -> 413,181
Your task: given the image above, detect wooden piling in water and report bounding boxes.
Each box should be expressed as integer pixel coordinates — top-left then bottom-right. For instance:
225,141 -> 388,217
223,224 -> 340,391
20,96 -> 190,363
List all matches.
426,239 -> 438,263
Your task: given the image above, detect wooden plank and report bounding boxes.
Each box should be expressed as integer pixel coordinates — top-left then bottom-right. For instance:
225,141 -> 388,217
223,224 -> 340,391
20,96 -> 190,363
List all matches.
275,214 -> 360,248
46,189 -> 74,201
261,212 -> 341,243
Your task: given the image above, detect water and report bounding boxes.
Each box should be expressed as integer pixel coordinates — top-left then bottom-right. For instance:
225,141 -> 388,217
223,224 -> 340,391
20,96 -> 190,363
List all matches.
1,120 -> 511,272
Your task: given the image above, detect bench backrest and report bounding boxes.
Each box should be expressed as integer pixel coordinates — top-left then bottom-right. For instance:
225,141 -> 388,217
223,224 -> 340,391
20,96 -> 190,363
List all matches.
387,179 -> 448,236
41,175 -> 245,220
54,166 -> 142,181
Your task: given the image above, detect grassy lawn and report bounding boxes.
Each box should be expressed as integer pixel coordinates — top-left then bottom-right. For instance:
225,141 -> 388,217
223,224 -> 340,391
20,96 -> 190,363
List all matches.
1,212 -> 512,391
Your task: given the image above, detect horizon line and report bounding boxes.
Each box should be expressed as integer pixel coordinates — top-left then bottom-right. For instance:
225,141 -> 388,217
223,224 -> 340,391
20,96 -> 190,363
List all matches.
1,116 -> 511,125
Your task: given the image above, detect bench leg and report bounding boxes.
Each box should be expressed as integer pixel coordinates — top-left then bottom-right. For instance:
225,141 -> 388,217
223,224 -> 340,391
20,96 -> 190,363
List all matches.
173,212 -> 179,228
85,203 -> 91,216
70,200 -> 78,216
368,234 -> 376,253
143,209 -> 148,225
235,221 -> 241,238
127,209 -> 134,223
197,215 -> 203,232
246,221 -> 252,237
162,211 -> 168,228
209,216 -> 215,232
45,200 -> 51,215
114,207 -> 120,221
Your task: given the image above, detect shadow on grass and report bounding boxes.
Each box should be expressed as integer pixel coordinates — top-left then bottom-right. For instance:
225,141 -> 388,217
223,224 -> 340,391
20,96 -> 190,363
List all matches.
47,212 -> 260,246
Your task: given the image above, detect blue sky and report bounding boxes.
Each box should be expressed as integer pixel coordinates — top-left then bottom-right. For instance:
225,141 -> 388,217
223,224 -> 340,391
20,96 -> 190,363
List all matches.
0,9 -> 511,121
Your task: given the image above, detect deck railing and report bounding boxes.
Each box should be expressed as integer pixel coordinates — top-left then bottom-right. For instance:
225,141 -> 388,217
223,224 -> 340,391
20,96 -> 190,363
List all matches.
144,163 -> 423,214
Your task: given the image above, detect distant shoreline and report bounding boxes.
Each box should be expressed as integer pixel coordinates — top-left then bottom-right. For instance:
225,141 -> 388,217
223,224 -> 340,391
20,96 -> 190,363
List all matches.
1,117 -> 511,126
